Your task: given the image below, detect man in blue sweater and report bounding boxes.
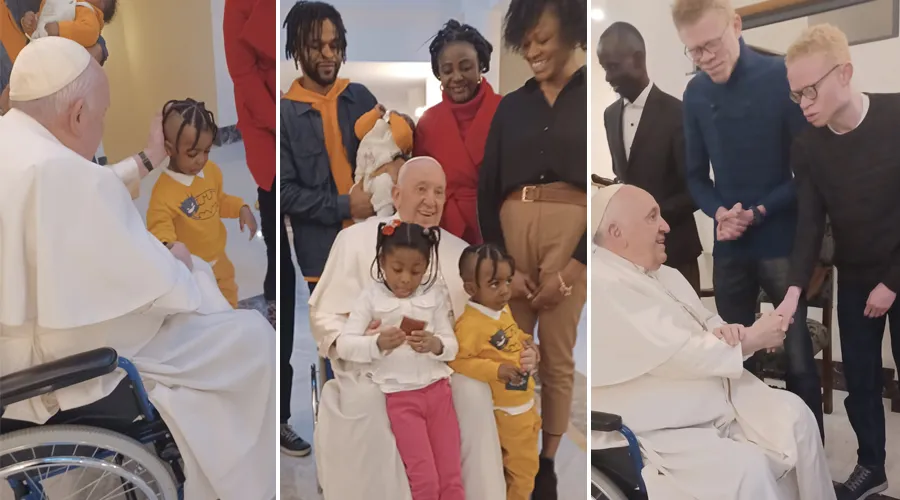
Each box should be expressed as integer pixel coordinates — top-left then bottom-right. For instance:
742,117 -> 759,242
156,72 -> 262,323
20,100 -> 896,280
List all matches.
672,0 -> 823,438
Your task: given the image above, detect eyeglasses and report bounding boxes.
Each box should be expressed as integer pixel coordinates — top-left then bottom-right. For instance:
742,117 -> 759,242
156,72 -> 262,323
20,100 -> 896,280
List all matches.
683,22 -> 731,62
789,64 -> 842,104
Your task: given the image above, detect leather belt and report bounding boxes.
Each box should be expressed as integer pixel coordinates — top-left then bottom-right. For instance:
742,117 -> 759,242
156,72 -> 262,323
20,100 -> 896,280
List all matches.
506,182 -> 586,207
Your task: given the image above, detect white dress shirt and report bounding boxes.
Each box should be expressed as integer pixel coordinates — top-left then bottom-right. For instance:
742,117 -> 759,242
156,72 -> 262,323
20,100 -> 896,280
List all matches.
622,82 -> 653,162
335,281 -> 458,393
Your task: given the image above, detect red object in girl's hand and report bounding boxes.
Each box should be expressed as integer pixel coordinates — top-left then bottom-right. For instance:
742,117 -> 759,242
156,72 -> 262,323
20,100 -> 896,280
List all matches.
400,316 -> 426,335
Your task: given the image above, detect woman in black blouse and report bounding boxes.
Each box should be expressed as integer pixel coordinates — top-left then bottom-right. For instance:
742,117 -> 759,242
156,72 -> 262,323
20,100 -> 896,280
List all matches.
477,0 -> 587,497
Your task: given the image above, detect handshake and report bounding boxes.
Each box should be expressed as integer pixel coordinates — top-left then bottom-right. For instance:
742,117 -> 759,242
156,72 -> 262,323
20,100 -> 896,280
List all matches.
713,312 -> 788,356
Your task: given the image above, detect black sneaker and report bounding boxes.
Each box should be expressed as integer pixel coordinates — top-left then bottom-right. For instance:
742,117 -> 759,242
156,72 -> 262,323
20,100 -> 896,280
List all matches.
835,464 -> 888,500
280,423 -> 311,457
531,457 -> 557,500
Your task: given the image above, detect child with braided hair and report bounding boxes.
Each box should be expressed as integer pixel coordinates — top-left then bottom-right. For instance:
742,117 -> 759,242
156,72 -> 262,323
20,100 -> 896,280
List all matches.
146,98 -> 258,308
451,243 -> 540,500
334,220 -> 465,500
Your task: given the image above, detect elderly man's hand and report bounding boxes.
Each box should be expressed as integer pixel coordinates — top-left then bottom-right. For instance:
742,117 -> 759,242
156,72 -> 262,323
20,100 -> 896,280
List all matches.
743,312 -> 786,355
713,324 -> 744,347
143,112 -> 167,168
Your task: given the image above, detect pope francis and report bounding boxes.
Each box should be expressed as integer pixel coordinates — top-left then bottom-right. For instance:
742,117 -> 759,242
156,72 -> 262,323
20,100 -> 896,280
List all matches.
590,184 -> 836,499
0,38 -> 275,500
309,156 -> 537,499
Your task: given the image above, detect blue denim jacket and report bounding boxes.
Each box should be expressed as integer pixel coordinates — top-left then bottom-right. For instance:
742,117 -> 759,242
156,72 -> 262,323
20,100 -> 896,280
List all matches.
280,82 -> 377,279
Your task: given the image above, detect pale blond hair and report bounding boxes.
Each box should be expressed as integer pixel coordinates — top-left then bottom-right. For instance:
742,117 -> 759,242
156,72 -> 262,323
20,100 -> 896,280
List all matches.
785,24 -> 851,65
671,0 -> 735,28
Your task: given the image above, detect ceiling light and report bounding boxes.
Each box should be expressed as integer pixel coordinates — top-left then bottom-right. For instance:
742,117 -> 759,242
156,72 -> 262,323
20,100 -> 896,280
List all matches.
592,8 -> 606,22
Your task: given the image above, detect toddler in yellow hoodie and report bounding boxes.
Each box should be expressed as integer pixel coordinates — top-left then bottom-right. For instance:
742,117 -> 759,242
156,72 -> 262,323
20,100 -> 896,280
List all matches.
21,0 -> 117,48
147,98 -> 258,308
449,244 -> 540,500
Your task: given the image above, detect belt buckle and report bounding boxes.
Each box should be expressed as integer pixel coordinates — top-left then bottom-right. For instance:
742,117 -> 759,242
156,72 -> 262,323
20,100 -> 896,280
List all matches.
521,186 -> 537,203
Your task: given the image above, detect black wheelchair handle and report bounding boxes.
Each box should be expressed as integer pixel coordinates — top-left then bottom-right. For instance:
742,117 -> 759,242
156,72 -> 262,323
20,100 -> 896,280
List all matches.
0,347 -> 119,412
591,411 -> 624,432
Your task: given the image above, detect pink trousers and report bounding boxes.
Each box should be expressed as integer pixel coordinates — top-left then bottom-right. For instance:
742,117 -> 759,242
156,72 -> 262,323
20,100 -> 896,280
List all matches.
385,378 -> 465,500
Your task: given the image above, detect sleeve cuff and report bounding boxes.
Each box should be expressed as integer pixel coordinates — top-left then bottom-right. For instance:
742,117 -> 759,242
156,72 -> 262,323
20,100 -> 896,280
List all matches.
337,194 -> 351,220
369,334 -> 384,360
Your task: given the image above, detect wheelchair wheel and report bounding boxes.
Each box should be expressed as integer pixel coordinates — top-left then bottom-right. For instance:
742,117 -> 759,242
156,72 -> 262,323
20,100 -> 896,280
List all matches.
0,425 -> 179,499
591,466 -> 630,500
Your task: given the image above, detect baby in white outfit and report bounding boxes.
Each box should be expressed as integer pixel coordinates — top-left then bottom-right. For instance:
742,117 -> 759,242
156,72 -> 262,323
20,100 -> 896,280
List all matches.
354,105 -> 415,221
22,0 -> 113,45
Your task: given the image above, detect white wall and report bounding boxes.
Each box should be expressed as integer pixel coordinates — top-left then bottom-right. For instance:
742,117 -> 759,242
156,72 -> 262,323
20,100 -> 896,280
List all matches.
596,0 -> 899,368
211,0 -> 238,127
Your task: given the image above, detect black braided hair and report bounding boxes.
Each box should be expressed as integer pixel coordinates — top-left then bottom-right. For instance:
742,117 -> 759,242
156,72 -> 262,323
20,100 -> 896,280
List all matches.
283,1 -> 348,65
101,0 -> 118,23
503,0 -> 587,53
162,99 -> 218,153
428,19 -> 493,79
372,222 -> 442,293
459,244 -> 515,288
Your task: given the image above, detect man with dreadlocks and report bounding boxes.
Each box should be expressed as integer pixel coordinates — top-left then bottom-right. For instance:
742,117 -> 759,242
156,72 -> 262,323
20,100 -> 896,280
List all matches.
279,0 -> 377,457
0,37 -> 276,500
147,98 -> 258,309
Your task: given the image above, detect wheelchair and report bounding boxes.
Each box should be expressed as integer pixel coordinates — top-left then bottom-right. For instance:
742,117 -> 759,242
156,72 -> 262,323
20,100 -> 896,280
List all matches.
0,348 -> 184,499
591,411 -> 648,500
309,357 -> 331,495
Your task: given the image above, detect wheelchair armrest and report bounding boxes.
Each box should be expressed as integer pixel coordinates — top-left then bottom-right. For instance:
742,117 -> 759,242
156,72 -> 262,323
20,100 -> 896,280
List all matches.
591,411 -> 624,432
0,348 -> 118,410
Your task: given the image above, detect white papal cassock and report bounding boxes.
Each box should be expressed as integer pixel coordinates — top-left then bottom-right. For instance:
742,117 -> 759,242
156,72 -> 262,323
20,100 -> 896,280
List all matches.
590,246 -> 835,500
309,215 -> 506,499
0,109 -> 276,500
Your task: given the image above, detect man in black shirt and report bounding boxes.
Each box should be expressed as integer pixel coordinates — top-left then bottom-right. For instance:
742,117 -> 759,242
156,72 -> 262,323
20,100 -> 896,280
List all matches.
778,24 -> 898,500
597,22 -> 702,293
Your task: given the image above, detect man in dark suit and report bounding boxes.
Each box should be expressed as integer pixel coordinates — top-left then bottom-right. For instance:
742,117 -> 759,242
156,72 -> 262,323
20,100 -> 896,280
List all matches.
597,21 -> 703,292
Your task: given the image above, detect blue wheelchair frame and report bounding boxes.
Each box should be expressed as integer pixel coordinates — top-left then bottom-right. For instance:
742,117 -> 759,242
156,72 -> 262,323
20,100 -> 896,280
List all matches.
2,356 -> 184,500
591,411 -> 647,497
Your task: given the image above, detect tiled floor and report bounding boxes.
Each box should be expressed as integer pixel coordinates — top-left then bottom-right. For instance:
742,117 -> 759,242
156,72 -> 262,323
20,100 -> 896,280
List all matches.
282,256 -> 589,499
825,391 -> 900,498
698,296 -> 900,498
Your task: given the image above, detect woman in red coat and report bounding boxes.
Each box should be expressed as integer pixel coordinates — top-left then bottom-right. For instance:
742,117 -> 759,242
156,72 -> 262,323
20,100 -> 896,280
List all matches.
413,20 -> 502,244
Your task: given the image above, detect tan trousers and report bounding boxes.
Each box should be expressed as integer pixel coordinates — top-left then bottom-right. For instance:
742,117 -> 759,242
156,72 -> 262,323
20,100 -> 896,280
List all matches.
499,196 -> 587,435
